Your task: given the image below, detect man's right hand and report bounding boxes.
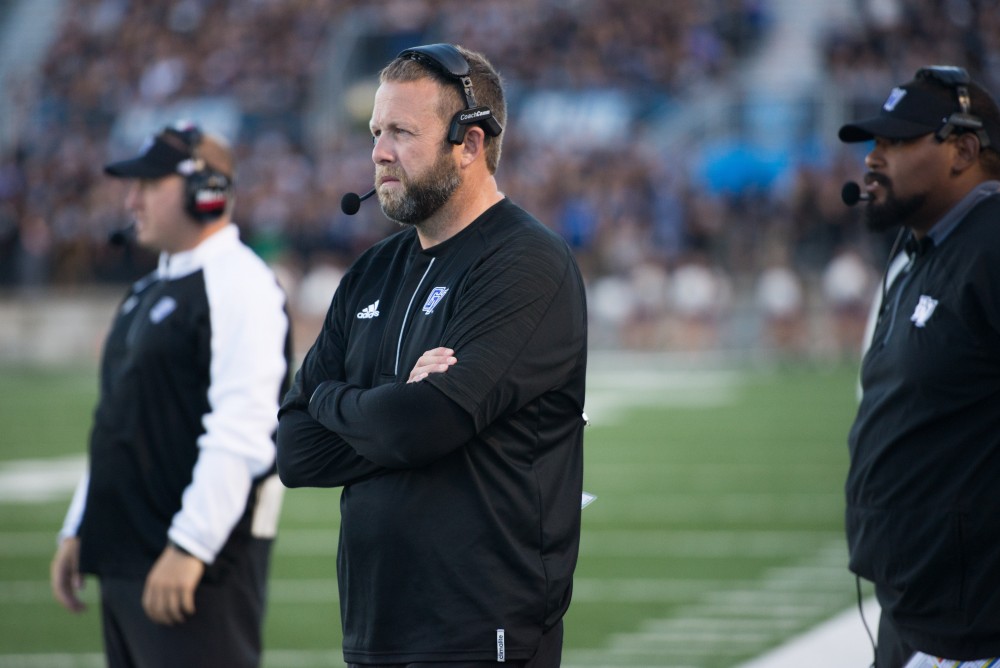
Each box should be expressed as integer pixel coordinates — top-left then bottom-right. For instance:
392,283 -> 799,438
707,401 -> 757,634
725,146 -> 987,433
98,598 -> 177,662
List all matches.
51,536 -> 86,613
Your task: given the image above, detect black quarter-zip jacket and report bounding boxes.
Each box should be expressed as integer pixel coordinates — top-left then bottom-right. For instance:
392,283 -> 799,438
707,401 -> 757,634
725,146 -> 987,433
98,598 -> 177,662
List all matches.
277,198 -> 588,664
847,186 -> 1000,659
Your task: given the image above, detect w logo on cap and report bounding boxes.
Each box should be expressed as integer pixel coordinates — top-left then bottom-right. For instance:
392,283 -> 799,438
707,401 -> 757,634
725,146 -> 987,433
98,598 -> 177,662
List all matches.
883,87 -> 907,111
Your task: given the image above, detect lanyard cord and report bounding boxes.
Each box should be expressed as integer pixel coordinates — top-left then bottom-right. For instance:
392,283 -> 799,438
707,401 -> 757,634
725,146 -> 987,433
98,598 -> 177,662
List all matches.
857,574 -> 878,668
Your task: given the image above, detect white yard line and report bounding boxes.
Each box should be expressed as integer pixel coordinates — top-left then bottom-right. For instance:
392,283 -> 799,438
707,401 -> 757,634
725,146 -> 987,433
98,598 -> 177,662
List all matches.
562,539 -> 864,668
0,455 -> 84,503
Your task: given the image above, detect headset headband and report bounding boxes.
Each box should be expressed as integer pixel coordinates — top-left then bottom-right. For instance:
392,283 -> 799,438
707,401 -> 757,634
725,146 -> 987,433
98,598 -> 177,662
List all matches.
399,45 -> 477,107
166,124 -> 203,150
916,66 -> 990,147
397,44 -> 503,144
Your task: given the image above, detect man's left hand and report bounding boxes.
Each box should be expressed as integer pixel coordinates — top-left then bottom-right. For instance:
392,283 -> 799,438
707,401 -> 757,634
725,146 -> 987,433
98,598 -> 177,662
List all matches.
408,347 -> 457,383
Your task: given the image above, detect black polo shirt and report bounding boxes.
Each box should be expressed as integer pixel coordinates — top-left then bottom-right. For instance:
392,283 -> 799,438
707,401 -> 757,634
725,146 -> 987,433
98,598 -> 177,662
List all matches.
846,183 -> 1000,658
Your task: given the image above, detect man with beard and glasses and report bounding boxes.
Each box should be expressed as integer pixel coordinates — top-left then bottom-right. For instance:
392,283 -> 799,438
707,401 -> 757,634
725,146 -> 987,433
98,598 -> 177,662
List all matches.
839,67 -> 1000,668
276,44 -> 587,668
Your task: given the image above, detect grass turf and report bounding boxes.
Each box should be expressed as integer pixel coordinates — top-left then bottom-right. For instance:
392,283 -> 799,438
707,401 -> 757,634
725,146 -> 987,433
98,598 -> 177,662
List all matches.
0,359 -> 861,667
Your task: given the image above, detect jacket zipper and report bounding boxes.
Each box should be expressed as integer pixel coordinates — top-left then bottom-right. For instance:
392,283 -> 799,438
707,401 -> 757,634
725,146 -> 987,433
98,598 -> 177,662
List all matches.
394,257 -> 435,376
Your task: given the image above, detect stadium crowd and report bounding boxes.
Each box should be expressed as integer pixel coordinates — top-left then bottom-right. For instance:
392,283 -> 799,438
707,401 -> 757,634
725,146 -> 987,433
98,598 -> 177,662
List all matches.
1,0 -> 997,356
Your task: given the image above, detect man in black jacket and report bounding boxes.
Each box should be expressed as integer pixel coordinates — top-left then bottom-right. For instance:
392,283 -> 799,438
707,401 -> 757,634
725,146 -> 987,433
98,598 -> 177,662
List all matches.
276,44 -> 587,667
50,123 -> 291,667
841,67 -> 1000,667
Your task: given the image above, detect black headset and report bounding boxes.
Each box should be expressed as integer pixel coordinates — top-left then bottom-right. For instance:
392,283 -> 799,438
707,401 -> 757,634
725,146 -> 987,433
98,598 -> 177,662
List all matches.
917,66 -> 992,148
396,44 -> 503,145
166,125 -> 234,224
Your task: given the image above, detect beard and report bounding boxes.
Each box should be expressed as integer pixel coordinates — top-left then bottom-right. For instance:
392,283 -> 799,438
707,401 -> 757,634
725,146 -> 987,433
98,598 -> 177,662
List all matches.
862,176 -> 927,233
378,147 -> 461,226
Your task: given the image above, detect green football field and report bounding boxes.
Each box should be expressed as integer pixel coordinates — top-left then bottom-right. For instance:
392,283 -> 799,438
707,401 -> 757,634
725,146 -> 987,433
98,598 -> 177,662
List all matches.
0,355 -> 868,667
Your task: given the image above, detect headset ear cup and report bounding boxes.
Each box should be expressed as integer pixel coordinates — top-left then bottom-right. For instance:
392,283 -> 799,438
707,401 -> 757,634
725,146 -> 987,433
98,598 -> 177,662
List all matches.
184,170 -> 231,223
447,106 -> 503,145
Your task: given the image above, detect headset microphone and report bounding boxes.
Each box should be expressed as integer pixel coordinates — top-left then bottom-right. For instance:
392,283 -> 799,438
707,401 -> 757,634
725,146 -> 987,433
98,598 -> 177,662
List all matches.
108,223 -> 136,246
341,187 -> 376,216
841,182 -> 872,206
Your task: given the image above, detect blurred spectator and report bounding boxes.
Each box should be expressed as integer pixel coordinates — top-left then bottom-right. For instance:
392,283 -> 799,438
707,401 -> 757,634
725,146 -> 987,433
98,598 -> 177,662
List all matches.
2,0 -> 992,354
668,252 -> 732,352
821,246 -> 877,360
755,260 -> 807,356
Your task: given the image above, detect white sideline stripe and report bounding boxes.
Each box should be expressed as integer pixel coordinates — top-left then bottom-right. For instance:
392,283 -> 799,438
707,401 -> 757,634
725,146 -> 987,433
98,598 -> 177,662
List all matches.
0,366 -> 742,503
0,651 -> 349,668
584,370 -> 740,424
0,455 -> 84,503
563,595 -> 877,667
0,593 -> 877,668
646,616 -> 802,633
703,590 -> 849,606
562,539 -> 857,667
735,597 -> 880,668
269,527 -> 843,558
621,629 -> 775,647
603,492 -> 843,524
0,527 -> 844,558
0,576 -> 761,605
692,602 -> 836,618
0,656 -> 104,668
0,579 -> 342,604
581,529 -> 842,558
572,577 -> 732,602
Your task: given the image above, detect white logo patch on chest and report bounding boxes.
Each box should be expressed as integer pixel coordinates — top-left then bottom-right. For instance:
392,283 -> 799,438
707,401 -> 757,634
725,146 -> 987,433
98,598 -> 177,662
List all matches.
149,296 -> 177,324
422,287 -> 449,315
910,295 -> 939,328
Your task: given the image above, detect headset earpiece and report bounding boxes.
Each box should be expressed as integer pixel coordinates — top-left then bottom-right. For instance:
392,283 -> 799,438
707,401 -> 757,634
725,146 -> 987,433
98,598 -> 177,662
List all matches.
169,125 -> 232,224
447,106 -> 503,145
184,168 -> 232,223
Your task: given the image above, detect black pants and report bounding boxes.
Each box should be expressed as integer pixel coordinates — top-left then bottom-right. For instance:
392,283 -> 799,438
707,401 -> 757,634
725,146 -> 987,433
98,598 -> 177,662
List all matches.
348,618 -> 564,668
876,610 -> 916,668
98,542 -> 271,668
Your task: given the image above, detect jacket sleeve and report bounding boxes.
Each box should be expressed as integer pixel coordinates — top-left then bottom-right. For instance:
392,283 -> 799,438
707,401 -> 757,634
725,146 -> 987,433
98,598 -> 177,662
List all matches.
169,252 -> 289,563
276,282 -> 393,486
276,402 -> 387,486
307,379 -> 476,469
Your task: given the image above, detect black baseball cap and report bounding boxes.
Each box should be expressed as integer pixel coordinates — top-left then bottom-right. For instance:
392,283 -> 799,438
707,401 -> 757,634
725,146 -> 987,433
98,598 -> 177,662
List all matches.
104,124 -> 218,179
839,69 -> 1000,145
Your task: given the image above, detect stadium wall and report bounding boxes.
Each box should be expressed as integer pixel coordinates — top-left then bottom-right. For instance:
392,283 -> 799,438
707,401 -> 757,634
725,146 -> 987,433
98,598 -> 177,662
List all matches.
0,289 -> 117,366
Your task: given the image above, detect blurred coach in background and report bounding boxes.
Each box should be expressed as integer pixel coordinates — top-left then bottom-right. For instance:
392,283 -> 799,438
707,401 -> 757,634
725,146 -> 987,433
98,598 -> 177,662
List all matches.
50,122 -> 291,668
840,67 -> 1000,667
276,43 -> 587,666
